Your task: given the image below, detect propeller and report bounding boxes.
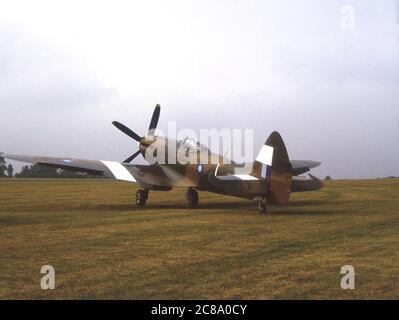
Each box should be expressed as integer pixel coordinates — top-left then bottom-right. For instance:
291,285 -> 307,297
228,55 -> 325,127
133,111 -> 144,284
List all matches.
123,150 -> 142,164
113,104 -> 161,163
148,104 -> 160,136
112,121 -> 142,142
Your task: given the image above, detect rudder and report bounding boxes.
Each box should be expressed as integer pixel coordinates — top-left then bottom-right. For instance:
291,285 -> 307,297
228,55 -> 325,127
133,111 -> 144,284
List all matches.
252,131 -> 293,204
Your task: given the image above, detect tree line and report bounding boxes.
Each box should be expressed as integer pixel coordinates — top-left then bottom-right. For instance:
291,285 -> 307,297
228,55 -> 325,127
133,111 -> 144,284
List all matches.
0,156 -> 102,179
0,156 -> 13,177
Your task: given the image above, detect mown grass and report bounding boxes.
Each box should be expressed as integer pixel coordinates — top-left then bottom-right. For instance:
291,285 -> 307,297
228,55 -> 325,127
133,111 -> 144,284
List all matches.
0,178 -> 398,299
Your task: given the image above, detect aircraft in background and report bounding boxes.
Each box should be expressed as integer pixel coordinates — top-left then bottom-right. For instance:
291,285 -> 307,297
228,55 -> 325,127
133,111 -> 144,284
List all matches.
2,104 -> 323,213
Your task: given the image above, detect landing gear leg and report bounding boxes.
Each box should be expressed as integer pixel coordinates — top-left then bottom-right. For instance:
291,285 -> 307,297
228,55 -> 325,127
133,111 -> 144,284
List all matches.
258,198 -> 268,214
185,187 -> 199,209
136,189 -> 149,207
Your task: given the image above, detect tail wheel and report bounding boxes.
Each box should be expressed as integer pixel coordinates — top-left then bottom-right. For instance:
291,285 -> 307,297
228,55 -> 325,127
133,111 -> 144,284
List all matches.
185,188 -> 199,208
136,189 -> 148,207
258,198 -> 268,214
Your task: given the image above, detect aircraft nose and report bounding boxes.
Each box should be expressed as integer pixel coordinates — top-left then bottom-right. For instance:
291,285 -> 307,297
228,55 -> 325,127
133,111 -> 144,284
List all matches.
140,136 -> 156,146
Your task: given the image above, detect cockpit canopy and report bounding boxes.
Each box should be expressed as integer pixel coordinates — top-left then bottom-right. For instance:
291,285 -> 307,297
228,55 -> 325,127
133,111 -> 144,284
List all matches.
178,137 -> 209,153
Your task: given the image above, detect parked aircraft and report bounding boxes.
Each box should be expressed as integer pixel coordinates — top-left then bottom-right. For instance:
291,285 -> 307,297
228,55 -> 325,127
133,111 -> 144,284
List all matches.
2,104 -> 323,213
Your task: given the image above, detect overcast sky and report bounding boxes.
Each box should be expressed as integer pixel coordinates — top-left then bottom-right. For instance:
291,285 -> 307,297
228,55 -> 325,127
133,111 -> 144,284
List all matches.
1,0 -> 398,178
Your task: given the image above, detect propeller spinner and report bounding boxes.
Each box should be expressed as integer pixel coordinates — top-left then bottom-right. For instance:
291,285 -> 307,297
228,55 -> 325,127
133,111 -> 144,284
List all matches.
112,104 -> 161,163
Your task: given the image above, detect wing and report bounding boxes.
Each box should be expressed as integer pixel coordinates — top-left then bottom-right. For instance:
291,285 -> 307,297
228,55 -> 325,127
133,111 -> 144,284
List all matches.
3,153 -> 197,189
4,153 -> 137,182
207,171 -> 265,198
126,164 -> 198,189
290,160 -> 321,176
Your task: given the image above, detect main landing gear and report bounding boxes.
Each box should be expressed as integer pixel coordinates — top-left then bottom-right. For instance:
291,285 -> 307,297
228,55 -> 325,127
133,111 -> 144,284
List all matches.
135,188 -> 199,208
185,187 -> 199,208
136,189 -> 149,207
258,198 -> 268,214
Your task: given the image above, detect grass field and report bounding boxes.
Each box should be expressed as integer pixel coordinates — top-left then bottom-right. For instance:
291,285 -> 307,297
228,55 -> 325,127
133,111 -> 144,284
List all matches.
0,178 -> 398,299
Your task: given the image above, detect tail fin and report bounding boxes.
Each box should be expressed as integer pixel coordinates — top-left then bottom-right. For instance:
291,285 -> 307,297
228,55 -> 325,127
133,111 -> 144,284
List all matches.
252,131 -> 293,204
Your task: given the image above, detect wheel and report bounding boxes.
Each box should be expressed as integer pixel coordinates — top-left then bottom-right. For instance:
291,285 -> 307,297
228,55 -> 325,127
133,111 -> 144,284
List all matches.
185,188 -> 199,208
136,189 -> 148,207
258,199 -> 268,214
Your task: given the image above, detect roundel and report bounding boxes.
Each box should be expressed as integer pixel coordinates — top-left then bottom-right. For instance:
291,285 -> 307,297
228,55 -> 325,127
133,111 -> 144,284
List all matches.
196,164 -> 204,175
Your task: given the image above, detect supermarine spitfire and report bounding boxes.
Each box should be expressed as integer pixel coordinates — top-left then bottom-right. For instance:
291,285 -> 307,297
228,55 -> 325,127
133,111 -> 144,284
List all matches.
2,104 -> 323,213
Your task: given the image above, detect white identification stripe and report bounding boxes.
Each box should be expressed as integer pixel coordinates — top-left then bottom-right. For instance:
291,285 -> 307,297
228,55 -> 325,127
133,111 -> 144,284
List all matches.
233,174 -> 259,181
256,145 -> 273,165
216,174 -> 259,181
101,161 -> 136,182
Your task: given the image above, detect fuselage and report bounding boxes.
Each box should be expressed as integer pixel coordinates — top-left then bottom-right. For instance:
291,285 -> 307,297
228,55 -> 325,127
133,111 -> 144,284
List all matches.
136,135 -> 259,196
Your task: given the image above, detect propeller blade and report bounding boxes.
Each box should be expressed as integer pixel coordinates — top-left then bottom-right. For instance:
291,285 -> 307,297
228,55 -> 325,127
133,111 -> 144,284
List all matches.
148,104 -> 161,136
123,150 -> 142,163
112,121 -> 142,142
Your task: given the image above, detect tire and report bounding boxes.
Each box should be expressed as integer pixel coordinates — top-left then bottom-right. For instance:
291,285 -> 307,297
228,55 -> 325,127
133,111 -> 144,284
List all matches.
186,188 -> 199,208
136,190 -> 147,207
258,200 -> 267,214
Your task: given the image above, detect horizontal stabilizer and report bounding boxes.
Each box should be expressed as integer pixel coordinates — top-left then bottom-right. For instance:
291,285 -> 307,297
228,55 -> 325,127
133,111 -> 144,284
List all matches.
291,160 -> 321,176
291,174 -> 323,192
